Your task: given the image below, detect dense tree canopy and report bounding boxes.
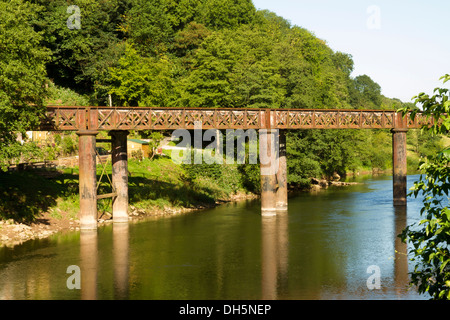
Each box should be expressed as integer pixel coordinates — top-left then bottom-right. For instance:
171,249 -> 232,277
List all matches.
1,0 -> 415,182
0,0 -> 50,170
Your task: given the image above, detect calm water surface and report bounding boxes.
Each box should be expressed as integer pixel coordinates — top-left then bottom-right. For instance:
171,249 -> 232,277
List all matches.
0,175 -> 430,300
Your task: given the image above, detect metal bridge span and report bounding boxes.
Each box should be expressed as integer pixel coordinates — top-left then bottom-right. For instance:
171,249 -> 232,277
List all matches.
42,106 -> 430,131
41,106 -> 430,229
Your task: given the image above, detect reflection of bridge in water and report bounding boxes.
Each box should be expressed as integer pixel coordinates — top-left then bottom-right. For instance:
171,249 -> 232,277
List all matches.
41,106 -> 432,229
77,205 -> 410,300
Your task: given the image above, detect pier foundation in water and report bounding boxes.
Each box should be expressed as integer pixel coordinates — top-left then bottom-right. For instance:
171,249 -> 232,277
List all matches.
78,131 -> 98,230
392,128 -> 408,206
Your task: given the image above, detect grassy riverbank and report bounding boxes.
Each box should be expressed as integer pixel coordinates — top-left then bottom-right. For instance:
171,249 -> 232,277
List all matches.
0,156 -> 258,246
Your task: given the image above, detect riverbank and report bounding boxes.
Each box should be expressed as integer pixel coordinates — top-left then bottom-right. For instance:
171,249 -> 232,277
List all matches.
0,172 -> 367,248
0,159 -> 370,247
0,176 -> 359,247
0,155 -> 260,247
0,191 -> 259,248
0,176 -> 354,247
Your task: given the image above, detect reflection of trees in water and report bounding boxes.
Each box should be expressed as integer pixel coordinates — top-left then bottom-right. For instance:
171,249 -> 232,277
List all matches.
0,240 -> 60,299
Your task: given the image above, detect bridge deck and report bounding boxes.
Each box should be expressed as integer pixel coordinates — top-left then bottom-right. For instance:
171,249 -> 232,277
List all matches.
41,106 -> 430,131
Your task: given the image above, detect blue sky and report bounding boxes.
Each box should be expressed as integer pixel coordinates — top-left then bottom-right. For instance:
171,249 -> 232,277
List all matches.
252,0 -> 450,103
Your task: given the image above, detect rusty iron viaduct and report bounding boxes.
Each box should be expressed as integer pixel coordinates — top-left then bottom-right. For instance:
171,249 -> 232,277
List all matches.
40,106 -> 432,229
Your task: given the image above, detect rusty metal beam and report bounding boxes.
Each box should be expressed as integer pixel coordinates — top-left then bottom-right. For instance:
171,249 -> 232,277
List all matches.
42,107 -> 432,132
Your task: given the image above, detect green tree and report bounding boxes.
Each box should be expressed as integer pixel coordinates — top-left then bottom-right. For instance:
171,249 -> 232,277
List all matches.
399,74 -> 450,300
197,0 -> 256,30
124,0 -> 172,56
109,45 -> 177,107
173,21 -> 212,60
32,0 -> 130,102
178,14 -> 352,110
0,0 -> 50,170
350,74 -> 382,108
286,131 -> 322,187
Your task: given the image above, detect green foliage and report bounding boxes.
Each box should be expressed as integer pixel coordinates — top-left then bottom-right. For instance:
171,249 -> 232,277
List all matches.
349,75 -> 382,109
238,163 -> 260,193
46,82 -> 90,106
124,0 -> 173,56
109,45 -> 177,107
122,0 -> 256,56
1,0 -> 435,190
0,171 -> 63,222
173,21 -> 212,60
198,0 -> 256,30
286,129 -> 387,183
406,74 -> 450,135
0,0 -> 50,170
32,0 -> 129,101
179,18 -> 352,110
127,157 -> 243,208
59,134 -> 78,156
181,150 -> 244,195
180,26 -> 284,108
407,129 -> 443,158
286,131 -> 321,186
359,130 -> 392,170
399,75 -> 450,300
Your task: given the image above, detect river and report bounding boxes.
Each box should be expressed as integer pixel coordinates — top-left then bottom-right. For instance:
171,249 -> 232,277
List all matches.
0,174 -> 430,300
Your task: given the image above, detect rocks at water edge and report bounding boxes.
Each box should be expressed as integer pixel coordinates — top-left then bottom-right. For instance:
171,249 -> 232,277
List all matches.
0,220 -> 60,247
310,177 -> 360,190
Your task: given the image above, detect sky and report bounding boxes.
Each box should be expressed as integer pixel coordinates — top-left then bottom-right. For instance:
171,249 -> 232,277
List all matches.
252,0 -> 450,103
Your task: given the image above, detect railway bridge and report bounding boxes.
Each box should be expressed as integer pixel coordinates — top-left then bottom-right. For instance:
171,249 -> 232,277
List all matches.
40,106 -> 432,229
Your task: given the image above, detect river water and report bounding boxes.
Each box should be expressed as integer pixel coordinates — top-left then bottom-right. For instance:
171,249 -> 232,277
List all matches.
0,174 -> 430,300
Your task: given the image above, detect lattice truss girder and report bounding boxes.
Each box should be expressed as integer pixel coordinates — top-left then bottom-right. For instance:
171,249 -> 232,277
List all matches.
42,107 -> 433,131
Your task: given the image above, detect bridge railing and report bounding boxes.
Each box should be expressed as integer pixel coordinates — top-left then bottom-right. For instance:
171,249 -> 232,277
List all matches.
40,106 -> 433,131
